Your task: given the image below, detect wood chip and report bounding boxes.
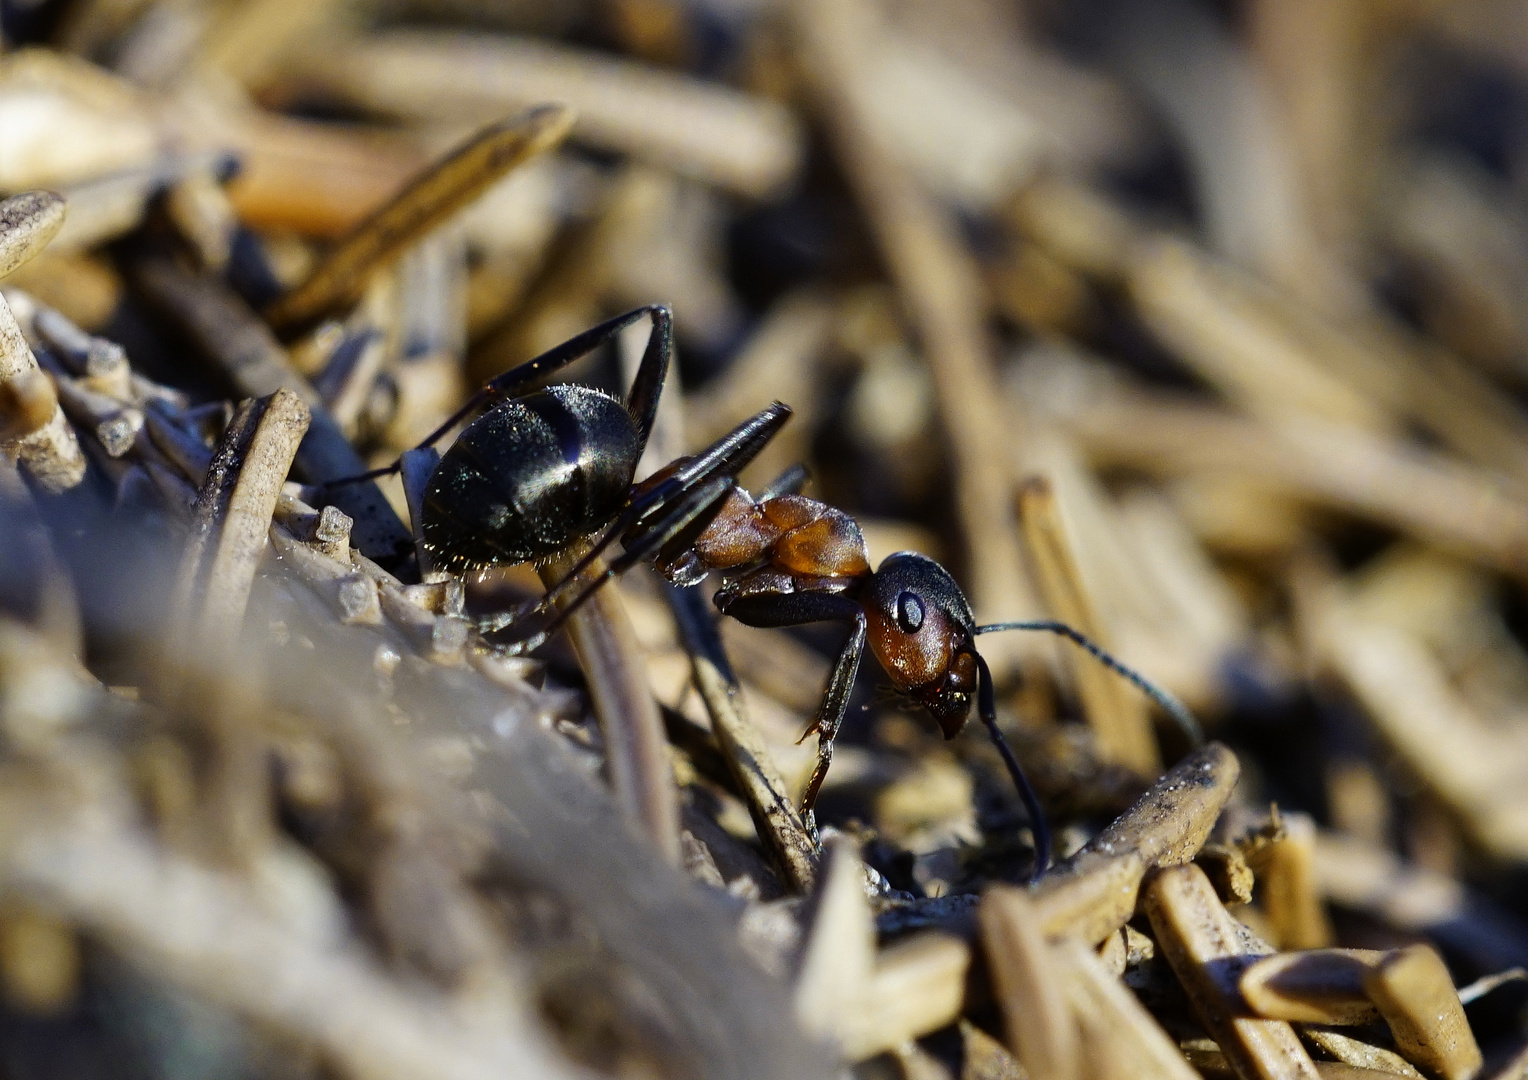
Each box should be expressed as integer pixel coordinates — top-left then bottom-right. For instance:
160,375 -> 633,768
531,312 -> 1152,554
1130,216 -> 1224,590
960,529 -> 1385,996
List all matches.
1362,945 -> 1482,1080
0,192 -> 66,281
1034,742 -> 1239,943
1240,950 -> 1384,1025
979,884 -> 1080,1080
1144,863 -> 1322,1080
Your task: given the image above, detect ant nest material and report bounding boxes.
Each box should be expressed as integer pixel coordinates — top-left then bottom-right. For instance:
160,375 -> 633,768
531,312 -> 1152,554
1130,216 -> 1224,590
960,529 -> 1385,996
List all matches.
1,3 -> 1527,1078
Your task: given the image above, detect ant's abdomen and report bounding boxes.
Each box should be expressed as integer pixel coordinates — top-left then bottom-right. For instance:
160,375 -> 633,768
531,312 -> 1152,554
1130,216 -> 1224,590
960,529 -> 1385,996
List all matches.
419,385 -> 640,571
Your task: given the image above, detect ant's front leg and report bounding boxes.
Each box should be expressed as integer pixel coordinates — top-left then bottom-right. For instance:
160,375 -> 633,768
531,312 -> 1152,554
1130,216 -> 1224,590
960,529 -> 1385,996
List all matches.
713,577 -> 865,845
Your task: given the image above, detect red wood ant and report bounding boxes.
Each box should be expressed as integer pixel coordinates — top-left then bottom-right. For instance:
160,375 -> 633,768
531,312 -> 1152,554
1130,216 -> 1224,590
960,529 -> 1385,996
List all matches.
340,304 -> 1200,877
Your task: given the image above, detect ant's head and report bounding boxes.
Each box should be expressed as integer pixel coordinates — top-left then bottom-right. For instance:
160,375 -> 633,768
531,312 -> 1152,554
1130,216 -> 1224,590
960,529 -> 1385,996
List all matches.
862,552 -> 980,738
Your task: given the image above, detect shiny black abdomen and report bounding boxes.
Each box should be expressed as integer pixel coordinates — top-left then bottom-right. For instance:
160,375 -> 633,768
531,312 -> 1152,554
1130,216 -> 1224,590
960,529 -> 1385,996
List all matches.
419,384 -> 641,571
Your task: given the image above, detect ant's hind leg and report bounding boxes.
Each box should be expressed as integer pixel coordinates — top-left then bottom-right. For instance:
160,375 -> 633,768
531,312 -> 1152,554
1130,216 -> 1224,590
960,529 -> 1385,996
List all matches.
619,305 -> 673,448
325,306 -> 671,490
478,475 -> 738,650
758,463 -> 809,501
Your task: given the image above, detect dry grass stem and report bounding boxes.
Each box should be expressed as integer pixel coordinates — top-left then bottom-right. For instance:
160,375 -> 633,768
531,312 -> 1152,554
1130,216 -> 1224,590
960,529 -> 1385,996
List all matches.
539,540 -> 680,864
294,31 -> 802,198
265,107 -> 574,333
171,389 -> 310,663
1016,476 -> 1158,774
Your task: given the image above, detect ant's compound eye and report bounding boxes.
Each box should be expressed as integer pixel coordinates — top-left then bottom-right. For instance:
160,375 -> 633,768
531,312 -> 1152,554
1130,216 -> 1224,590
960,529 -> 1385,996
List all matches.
896,591 -> 925,633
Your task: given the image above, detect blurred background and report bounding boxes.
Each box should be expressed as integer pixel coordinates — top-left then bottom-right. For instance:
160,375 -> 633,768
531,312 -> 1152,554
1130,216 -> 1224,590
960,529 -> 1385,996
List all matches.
9,0 -> 1528,1076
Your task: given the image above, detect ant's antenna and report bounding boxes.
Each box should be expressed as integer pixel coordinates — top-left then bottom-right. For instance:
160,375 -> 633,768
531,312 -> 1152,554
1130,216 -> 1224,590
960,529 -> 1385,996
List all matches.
973,651 -> 1050,878
975,620 -> 1204,747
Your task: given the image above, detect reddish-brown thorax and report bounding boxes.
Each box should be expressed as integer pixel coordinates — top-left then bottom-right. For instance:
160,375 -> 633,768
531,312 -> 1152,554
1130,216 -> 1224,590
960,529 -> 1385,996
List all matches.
689,489 -> 871,578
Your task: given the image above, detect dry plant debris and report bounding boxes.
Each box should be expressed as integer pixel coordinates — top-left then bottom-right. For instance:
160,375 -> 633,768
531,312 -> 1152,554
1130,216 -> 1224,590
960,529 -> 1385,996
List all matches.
5,1 -> 1528,1079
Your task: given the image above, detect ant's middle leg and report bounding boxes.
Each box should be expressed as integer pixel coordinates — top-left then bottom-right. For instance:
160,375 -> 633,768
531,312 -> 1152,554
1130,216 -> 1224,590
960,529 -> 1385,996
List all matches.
327,305 -> 672,487
757,463 -> 809,501
714,583 -> 866,842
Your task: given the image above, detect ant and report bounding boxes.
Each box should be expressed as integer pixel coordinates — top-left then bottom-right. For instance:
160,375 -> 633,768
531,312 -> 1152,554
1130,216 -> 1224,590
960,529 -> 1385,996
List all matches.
341,304 -> 1201,878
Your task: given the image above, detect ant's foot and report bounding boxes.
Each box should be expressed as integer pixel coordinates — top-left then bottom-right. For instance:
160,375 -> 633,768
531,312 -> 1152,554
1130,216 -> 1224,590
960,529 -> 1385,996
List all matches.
802,809 -> 821,851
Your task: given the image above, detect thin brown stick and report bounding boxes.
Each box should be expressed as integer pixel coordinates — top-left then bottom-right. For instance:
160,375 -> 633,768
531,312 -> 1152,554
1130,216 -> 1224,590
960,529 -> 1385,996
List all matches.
265,107 -> 575,333
172,389 -> 311,663
539,540 -> 680,865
